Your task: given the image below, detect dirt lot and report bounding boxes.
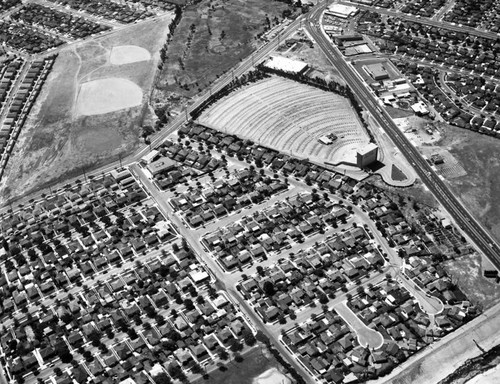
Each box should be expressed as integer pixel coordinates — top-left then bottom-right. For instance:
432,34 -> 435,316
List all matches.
443,253 -> 500,310
153,0 -> 292,115
0,15 -> 173,202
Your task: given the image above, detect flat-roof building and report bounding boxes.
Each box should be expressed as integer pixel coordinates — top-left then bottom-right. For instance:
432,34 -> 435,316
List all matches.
364,63 -> 389,81
263,56 -> 309,75
326,4 -> 359,19
147,157 -> 177,176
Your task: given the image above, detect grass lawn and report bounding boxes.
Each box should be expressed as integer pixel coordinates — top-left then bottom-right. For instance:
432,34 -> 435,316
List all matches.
194,346 -> 281,384
385,105 -> 414,119
391,164 -> 407,181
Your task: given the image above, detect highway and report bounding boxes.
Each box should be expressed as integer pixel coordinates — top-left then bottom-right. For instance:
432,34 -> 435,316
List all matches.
305,4 -> 500,270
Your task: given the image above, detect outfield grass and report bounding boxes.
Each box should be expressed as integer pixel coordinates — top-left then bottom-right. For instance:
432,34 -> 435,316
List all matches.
194,346 -> 281,384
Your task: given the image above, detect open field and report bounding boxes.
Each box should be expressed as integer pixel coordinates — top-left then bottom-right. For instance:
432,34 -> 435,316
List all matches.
425,124 -> 500,245
194,346 -> 284,384
199,76 -> 371,165
0,14 -> 173,202
153,0 -> 292,115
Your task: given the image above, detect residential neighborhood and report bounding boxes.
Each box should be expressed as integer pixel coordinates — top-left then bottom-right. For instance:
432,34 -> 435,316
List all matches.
1,0 -> 500,384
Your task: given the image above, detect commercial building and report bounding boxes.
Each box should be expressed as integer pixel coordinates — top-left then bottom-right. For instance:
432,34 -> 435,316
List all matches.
364,63 -> 389,81
263,56 -> 309,75
356,143 -> 378,168
411,101 -> 430,115
326,4 -> 359,19
147,157 -> 177,176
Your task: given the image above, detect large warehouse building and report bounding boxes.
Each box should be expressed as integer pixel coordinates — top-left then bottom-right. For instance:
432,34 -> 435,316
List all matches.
263,56 -> 309,75
364,63 -> 390,81
326,4 -> 359,19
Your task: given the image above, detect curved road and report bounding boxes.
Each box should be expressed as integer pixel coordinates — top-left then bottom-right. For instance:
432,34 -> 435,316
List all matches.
305,4 -> 500,270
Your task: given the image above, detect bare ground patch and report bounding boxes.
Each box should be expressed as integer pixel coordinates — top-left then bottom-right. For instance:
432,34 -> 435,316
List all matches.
76,78 -> 143,115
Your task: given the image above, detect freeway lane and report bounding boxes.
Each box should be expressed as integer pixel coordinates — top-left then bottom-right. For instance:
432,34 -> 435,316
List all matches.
305,5 -> 500,269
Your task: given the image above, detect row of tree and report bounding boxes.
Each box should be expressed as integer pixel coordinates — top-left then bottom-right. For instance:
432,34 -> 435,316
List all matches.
189,69 -> 270,120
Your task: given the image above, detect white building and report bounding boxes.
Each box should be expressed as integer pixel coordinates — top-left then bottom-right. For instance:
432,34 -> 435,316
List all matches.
263,56 -> 309,74
326,4 -> 359,19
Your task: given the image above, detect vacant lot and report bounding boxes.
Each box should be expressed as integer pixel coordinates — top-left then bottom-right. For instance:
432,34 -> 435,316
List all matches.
153,0 -> 291,115
199,76 -> 370,165
444,253 -> 500,310
0,14 -> 173,202
430,125 -> 500,244
195,346 -> 283,384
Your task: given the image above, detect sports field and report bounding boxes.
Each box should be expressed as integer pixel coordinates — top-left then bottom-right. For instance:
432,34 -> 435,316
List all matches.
0,13 -> 173,202
199,77 -> 370,165
76,78 -> 143,115
110,45 -> 151,65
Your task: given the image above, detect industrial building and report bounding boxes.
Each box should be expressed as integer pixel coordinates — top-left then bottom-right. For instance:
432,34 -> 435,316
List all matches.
364,63 -> 390,81
326,4 -> 359,19
263,56 -> 309,75
356,143 -> 379,168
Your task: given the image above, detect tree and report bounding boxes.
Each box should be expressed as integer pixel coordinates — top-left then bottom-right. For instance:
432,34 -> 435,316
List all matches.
229,339 -> 243,353
262,281 -> 275,296
184,299 -> 195,310
88,330 -> 102,347
318,293 -> 328,305
234,353 -> 244,363
56,345 -> 73,364
218,347 -> 229,360
153,372 -> 172,384
243,330 -> 256,346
